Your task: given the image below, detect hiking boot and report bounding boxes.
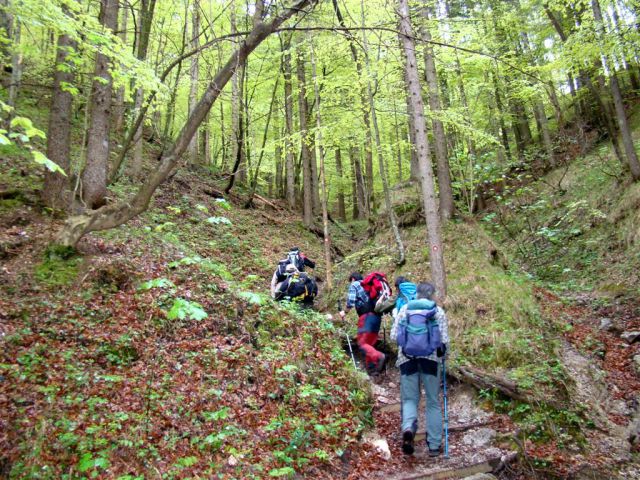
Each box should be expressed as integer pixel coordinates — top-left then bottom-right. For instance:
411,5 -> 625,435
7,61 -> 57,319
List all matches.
374,353 -> 386,373
402,430 -> 415,455
428,446 -> 441,458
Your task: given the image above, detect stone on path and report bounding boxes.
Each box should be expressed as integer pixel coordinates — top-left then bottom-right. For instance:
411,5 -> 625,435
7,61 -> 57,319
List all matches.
621,331 -> 640,344
633,355 -> 640,375
462,428 -> 496,449
363,431 -> 391,461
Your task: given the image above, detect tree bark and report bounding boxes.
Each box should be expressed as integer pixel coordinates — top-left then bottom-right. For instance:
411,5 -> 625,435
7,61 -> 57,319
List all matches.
6,17 -> 22,118
360,9 -> 405,265
56,0 -> 318,247
398,0 -> 447,299
533,101 -> 555,168
230,0 -> 245,182
42,32 -> 77,211
420,4 -> 454,221
296,35 -> 313,227
350,146 -> 367,220
81,0 -> 118,209
187,0 -> 200,164
331,0 -> 372,215
130,0 -> 156,177
113,4 -> 128,134
281,34 -> 296,209
310,38 -> 332,290
334,148 -> 346,221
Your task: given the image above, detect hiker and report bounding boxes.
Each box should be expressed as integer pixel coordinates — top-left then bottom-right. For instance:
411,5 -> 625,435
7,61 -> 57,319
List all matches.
393,276 -> 417,319
390,282 -> 449,457
270,247 -> 316,297
339,272 -> 386,374
275,264 -> 316,308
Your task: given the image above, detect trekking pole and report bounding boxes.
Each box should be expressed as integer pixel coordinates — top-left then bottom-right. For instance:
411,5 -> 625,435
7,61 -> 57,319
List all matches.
442,357 -> 449,459
337,300 -> 357,370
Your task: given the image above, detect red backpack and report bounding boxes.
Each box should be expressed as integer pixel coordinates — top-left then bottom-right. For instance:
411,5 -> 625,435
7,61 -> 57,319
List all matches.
362,272 -> 392,303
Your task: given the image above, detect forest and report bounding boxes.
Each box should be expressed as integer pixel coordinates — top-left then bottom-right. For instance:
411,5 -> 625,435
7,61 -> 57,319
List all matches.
1,0 -> 639,478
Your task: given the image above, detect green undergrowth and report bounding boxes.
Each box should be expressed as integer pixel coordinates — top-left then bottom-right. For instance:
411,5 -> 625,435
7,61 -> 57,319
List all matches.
482,117 -> 640,296
2,165 -> 368,478
332,190 -> 583,442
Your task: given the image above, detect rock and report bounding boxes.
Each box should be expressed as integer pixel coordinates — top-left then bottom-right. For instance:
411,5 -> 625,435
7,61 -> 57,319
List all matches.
633,355 -> 640,376
598,317 -> 623,334
450,385 -> 490,424
462,474 -> 497,480
362,432 -> 391,461
462,428 -> 496,449
621,331 -> 640,344
371,438 -> 391,460
611,399 -> 631,417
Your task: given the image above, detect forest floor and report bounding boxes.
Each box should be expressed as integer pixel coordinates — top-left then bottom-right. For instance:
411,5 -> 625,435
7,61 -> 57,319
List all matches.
2,140 -> 640,478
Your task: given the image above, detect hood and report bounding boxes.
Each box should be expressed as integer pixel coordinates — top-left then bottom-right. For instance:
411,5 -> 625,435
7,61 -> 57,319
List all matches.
398,282 -> 417,299
407,298 -> 436,310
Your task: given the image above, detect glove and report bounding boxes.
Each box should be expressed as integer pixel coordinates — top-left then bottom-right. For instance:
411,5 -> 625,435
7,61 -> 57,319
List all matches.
437,345 -> 447,358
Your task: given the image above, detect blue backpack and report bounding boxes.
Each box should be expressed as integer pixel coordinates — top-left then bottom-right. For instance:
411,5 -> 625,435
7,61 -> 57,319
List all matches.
397,304 -> 442,358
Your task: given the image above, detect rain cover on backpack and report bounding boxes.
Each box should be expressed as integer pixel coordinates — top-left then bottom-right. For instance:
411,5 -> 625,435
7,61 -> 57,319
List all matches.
397,306 -> 442,357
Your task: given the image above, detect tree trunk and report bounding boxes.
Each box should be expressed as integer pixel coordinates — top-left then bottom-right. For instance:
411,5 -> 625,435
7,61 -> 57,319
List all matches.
42,32 -> 77,211
296,35 -> 313,227
310,131 -> 321,214
56,0 -> 318,247
130,0 -> 157,177
533,101 -> 555,168
421,6 -> 454,220
591,0 -> 640,180
81,0 -> 118,209
392,97 -> 403,183
351,157 -> 359,220
398,0 -> 447,299
492,70 -> 512,162
361,8 -> 405,265
113,4 -> 127,134
7,18 -> 22,114
335,148 -> 346,221
281,34 -> 296,209
230,0 -> 245,181
275,143 -> 283,198
405,70 -> 420,180
331,0 -> 372,215
245,75 -> 279,207
187,0 -> 200,164
350,146 -> 367,219
310,38 -> 332,290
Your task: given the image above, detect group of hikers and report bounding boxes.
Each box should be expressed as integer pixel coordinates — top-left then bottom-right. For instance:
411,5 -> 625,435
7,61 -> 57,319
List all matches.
269,248 -> 450,457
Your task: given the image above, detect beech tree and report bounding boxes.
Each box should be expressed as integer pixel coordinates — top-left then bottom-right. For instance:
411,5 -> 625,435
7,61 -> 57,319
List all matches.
398,0 -> 446,298
56,0 -> 319,246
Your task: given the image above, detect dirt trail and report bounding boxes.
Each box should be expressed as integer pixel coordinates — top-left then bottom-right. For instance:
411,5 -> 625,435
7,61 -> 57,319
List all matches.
338,350 -> 517,480
335,291 -> 640,480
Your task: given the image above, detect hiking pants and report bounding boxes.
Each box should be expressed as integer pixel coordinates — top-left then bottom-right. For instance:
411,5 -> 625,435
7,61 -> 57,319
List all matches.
400,360 -> 442,450
357,312 -> 383,369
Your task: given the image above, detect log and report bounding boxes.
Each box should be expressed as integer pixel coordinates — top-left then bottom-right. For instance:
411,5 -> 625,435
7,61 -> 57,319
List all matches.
450,366 -> 565,410
254,193 -> 280,210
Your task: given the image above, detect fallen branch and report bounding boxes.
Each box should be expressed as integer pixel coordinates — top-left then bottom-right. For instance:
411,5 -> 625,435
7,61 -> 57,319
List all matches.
450,365 -> 565,411
253,194 -> 280,210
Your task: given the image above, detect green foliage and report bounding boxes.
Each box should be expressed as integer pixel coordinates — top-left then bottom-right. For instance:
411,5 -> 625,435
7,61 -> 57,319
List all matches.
166,298 -> 207,321
138,277 -> 176,290
34,251 -> 81,287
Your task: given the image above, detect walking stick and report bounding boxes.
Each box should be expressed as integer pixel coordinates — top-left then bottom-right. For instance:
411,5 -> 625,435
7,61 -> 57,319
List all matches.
337,300 -> 357,370
442,357 -> 449,459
